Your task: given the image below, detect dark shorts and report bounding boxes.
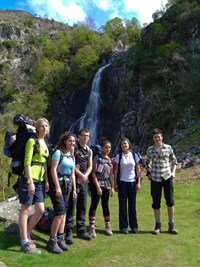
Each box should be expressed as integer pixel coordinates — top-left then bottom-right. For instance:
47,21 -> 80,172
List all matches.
48,179 -> 72,216
151,176 -> 175,209
18,176 -> 45,205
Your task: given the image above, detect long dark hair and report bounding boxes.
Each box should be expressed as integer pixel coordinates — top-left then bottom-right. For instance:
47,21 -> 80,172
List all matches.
57,131 -> 76,153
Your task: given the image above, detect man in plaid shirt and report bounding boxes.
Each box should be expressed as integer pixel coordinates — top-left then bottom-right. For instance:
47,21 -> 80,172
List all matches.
146,128 -> 178,235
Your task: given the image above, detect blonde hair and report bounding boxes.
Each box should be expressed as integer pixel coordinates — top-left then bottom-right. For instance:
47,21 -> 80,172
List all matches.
35,118 -> 50,155
36,118 -> 50,136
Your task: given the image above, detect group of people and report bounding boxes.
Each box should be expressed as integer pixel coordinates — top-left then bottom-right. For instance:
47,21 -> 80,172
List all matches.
17,117 -> 179,255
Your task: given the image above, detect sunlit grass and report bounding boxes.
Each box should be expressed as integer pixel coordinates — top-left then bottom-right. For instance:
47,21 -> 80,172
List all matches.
0,178 -> 200,267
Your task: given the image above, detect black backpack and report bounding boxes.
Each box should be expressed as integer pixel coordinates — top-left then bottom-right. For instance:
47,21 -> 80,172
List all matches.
36,207 -> 55,233
3,114 -> 37,186
89,144 -> 102,159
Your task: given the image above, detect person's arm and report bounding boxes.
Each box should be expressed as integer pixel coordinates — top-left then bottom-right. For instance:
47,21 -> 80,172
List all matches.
145,153 -> 152,180
171,163 -> 177,178
170,147 -> 177,178
76,148 -> 93,185
51,159 -> 62,197
91,157 -> 102,195
135,162 -> 141,191
114,162 -> 119,192
71,167 -> 77,199
44,169 -> 49,192
24,138 -> 35,195
85,148 -> 93,177
92,171 -> 102,196
110,164 -> 114,196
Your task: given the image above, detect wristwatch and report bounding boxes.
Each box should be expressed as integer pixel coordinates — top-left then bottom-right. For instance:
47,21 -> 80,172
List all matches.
27,178 -> 33,184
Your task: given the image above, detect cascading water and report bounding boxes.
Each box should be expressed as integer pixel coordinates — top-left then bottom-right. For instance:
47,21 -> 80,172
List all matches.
69,63 -> 110,145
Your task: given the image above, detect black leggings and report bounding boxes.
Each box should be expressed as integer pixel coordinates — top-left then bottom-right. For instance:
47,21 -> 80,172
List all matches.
89,183 -> 110,223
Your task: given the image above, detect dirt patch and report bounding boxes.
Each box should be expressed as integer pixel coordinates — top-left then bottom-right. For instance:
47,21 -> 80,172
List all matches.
175,164 -> 200,182
141,164 -> 200,182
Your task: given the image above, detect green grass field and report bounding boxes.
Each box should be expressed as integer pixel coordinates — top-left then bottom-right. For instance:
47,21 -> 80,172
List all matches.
0,178 -> 200,267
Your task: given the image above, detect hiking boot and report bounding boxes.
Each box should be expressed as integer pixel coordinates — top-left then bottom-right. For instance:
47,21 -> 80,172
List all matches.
27,234 -> 36,247
120,228 -> 129,234
105,223 -> 113,236
77,232 -> 92,241
28,233 -> 36,242
89,227 -> 97,238
131,228 -> 139,234
65,229 -> 74,244
152,223 -> 161,235
47,239 -> 63,254
20,241 -> 41,255
168,223 -> 178,234
57,236 -> 70,251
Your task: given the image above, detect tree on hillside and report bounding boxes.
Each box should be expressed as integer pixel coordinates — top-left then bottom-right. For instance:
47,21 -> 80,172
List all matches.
100,17 -> 125,40
124,17 -> 141,45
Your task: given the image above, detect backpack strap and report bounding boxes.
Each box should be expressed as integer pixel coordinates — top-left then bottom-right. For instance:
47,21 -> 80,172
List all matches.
116,151 -> 138,186
57,150 -> 75,177
131,151 -> 137,173
116,151 -> 122,186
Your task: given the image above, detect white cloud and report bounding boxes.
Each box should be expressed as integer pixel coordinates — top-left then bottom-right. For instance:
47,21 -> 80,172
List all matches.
27,0 -> 87,25
95,0 -> 112,10
25,0 -> 169,26
125,0 -> 168,24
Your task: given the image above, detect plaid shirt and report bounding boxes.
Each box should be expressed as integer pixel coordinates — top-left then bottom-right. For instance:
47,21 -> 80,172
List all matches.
146,143 -> 177,182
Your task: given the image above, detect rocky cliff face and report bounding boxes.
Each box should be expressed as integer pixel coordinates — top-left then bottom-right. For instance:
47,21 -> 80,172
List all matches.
0,10 -> 200,168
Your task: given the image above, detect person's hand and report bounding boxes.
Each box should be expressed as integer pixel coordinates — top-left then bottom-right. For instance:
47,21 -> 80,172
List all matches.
45,181 -> 49,192
28,183 -> 35,196
136,181 -> 141,192
77,175 -> 88,186
72,190 -> 77,200
97,187 -> 102,196
110,188 -> 114,196
114,184 -> 119,192
55,187 -> 62,197
171,171 -> 176,179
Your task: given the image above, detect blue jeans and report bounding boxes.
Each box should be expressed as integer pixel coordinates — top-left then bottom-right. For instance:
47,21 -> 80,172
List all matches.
118,181 -> 138,230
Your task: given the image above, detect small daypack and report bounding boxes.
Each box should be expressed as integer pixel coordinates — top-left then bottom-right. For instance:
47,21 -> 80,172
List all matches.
3,114 -> 37,186
36,207 -> 54,233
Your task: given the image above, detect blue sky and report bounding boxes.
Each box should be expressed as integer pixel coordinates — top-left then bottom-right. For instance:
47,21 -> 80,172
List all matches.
0,0 -> 168,28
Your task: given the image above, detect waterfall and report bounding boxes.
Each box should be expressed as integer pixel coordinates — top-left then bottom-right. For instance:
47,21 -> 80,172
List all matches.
69,63 -> 110,145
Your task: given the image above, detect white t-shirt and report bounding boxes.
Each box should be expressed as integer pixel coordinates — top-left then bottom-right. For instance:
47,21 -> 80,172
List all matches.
114,152 -> 140,182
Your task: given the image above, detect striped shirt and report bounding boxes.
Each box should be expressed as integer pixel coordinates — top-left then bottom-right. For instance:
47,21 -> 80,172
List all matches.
146,143 -> 177,182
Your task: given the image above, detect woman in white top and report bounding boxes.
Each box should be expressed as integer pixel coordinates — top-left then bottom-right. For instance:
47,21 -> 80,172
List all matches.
114,137 -> 141,234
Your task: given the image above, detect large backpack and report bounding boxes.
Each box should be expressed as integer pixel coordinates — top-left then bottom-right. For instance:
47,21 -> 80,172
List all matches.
89,144 -> 102,159
3,114 -> 37,186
